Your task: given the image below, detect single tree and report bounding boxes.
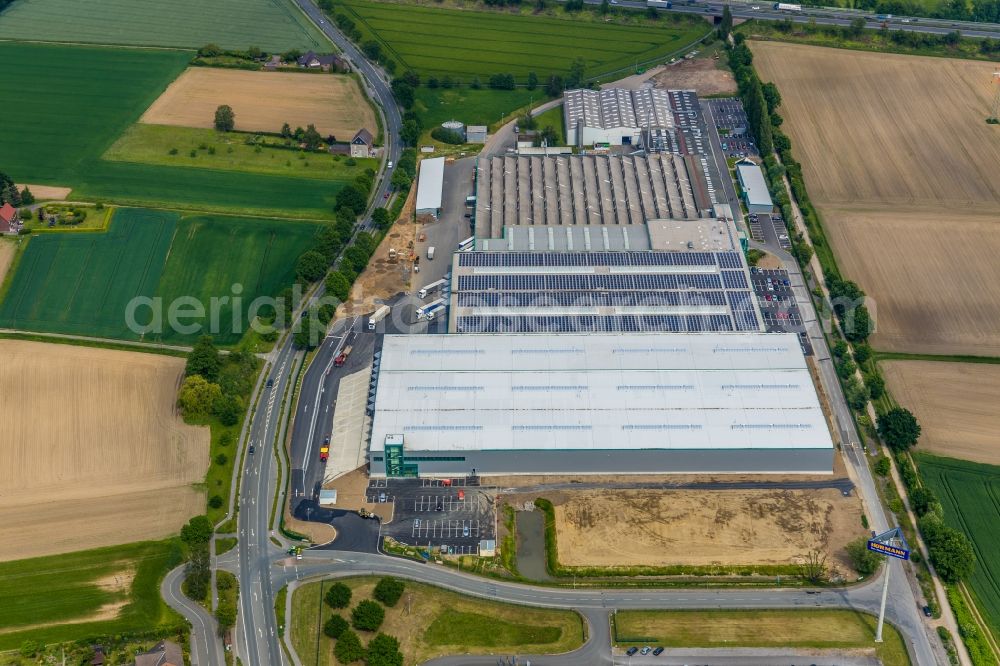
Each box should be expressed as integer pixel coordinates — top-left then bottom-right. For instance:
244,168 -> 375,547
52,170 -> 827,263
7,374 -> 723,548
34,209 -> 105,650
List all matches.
527,71 -> 538,90
371,207 -> 392,231
323,614 -> 349,639
215,602 -> 237,631
719,4 -> 733,38
303,124 -> 324,150
334,629 -> 365,663
325,582 -> 353,609
909,487 -> 936,517
214,393 -> 243,426
362,40 -> 381,61
19,186 -> 34,205
186,336 -> 222,380
351,599 -> 385,631
366,633 -> 404,666
214,104 -> 235,132
281,123 -> 293,138
599,0 -> 610,14
877,407 -> 921,452
296,250 -> 329,284
373,577 -> 405,607
178,375 -> 223,417
845,536 -> 882,576
325,271 -> 352,303
336,184 -> 367,215
798,548 -> 828,583
181,515 -> 214,546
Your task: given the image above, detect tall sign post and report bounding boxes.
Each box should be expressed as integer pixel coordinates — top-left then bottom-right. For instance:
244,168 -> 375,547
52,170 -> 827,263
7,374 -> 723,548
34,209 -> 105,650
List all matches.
867,527 -> 911,642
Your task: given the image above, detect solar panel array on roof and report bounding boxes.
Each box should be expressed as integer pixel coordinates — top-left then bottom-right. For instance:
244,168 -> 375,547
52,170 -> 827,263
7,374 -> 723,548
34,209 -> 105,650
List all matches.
458,273 -> 725,292
458,251 -> 718,267
455,314 -> 736,333
457,290 -> 729,308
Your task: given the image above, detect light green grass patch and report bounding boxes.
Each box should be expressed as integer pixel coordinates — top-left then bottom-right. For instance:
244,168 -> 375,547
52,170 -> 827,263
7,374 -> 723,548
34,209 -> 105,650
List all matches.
0,0 -> 330,51
0,43 -> 340,218
414,87 -> 539,131
532,103 -> 567,144
916,453 -> 1000,639
105,124 -> 378,181
0,540 -> 184,650
615,609 -> 909,666
337,0 -> 707,81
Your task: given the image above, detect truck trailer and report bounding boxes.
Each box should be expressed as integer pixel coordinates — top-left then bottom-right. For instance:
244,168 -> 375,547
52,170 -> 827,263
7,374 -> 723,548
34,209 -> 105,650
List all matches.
418,279 -> 447,299
368,304 -> 391,330
416,298 -> 446,321
773,2 -> 802,9
646,0 -> 672,7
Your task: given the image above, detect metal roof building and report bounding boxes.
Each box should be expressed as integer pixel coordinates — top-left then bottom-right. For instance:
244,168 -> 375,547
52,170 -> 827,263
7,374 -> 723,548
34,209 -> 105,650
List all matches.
736,160 -> 774,214
563,88 -> 676,147
416,157 -> 445,218
367,333 -> 835,477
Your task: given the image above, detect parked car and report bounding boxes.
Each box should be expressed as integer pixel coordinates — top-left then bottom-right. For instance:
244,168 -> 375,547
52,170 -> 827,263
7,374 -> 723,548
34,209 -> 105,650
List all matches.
379,492 -> 387,503
463,524 -> 470,537
640,646 -> 652,655
923,606 -> 933,617
653,647 -> 664,656
625,647 -> 639,656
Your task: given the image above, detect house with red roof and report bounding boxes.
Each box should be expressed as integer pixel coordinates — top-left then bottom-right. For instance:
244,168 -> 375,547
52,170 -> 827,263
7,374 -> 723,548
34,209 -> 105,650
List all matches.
0,202 -> 21,235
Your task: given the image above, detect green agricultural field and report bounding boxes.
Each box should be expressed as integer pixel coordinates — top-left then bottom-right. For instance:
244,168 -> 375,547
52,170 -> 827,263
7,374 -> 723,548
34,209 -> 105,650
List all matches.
336,0 -> 708,81
0,0 -> 330,51
105,124 -> 378,181
155,214 -> 320,344
0,43 -> 343,218
0,539 -> 184,650
414,87 -> 538,131
0,208 -> 320,344
916,453 -> 1000,638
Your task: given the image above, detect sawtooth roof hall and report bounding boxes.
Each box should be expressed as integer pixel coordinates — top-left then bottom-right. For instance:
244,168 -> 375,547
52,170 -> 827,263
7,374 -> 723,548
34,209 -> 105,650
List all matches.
368,333 -> 834,477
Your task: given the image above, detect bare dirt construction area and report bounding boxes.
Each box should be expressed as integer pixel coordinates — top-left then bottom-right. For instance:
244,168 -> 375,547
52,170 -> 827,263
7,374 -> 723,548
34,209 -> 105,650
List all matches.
551,488 -> 862,574
651,56 -> 736,96
0,341 -> 208,561
881,360 -> 1000,466
140,68 -> 377,138
752,41 -> 1000,355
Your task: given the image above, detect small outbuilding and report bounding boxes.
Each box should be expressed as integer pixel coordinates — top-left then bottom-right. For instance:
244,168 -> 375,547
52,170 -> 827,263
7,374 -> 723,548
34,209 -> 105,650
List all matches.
134,640 -> 183,666
350,128 -> 374,158
466,125 -> 488,144
735,159 -> 774,214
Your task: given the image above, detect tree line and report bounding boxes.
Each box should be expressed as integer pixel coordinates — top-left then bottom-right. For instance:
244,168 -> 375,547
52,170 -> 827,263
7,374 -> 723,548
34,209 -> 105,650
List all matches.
726,36 -> 977,588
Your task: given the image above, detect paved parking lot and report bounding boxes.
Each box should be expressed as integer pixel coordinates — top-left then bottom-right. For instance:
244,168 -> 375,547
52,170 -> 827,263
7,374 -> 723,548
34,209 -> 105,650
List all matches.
367,478 -> 496,555
706,98 -> 759,160
750,267 -> 813,356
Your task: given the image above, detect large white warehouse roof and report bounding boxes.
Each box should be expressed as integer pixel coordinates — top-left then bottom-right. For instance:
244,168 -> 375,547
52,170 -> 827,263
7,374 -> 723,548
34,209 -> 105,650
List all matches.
369,333 -> 834,455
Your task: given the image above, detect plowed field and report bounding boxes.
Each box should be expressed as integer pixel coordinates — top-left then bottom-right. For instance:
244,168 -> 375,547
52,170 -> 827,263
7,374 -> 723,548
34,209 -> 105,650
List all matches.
0,341 -> 208,560
753,42 -> 1000,355
141,68 -> 376,139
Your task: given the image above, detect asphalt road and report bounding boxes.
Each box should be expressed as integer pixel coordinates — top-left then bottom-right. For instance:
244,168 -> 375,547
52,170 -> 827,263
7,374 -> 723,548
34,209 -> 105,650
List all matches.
162,566 -> 223,666
614,0 -> 1000,40
280,551 -> 922,666
237,340 -> 300,666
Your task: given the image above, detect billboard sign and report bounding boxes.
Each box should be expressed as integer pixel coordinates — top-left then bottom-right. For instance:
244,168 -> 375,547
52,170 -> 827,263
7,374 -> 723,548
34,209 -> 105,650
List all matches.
867,539 -> 910,560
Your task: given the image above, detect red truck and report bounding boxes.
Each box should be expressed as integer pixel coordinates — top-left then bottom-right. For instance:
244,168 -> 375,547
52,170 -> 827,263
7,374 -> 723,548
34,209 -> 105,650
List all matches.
334,345 -> 353,367
320,436 -> 330,462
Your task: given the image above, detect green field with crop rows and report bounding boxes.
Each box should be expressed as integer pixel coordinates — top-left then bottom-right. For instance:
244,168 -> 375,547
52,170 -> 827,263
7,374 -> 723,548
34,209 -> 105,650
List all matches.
0,539 -> 184,650
0,209 -> 319,344
337,0 -> 707,80
0,0 -> 330,51
0,42 -> 342,218
917,453 -> 1000,638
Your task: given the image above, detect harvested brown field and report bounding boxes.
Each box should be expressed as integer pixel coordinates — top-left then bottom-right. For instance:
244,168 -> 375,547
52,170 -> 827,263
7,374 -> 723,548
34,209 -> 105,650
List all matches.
16,184 -> 71,201
881,360 -> 1000,466
0,240 -> 15,287
752,41 -> 1000,354
140,68 -> 377,138
552,488 -> 863,574
0,341 -> 208,561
